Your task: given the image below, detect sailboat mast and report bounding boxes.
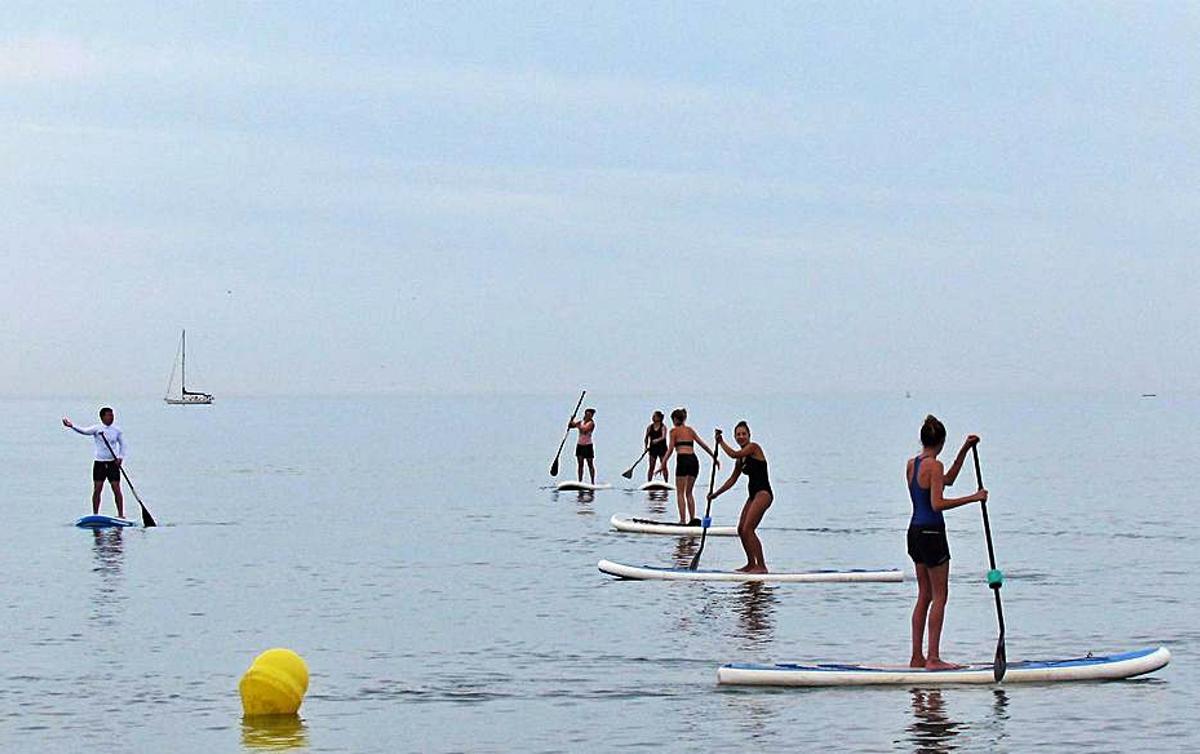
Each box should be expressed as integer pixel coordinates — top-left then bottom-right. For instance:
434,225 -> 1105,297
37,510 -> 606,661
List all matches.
181,329 -> 187,391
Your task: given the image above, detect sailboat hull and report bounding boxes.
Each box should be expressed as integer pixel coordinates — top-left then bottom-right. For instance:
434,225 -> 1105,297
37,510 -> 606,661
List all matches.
165,395 -> 214,405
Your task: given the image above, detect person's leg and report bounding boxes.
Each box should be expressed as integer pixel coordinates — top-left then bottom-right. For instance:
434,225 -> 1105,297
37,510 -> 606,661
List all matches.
110,478 -> 125,519
910,564 -> 932,667
736,493 -> 772,572
684,476 -> 696,522
586,457 -> 595,484
91,480 -> 104,515
925,562 -> 956,669
674,473 -> 688,523
576,455 -> 584,482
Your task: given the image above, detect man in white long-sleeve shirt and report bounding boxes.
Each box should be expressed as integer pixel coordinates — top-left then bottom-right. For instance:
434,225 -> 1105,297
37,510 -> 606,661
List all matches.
62,407 -> 126,517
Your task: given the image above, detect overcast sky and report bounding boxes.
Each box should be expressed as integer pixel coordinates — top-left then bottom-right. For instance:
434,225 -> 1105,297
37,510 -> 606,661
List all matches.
2,3 -> 1196,397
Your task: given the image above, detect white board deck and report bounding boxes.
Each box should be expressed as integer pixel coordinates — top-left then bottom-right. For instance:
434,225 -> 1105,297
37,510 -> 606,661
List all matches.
717,646 -> 1171,686
598,559 -> 904,583
610,514 -> 737,536
556,481 -> 612,491
639,481 -> 673,491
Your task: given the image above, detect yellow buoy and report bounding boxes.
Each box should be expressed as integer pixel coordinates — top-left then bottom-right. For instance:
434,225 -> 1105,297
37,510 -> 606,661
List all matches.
239,648 -> 309,716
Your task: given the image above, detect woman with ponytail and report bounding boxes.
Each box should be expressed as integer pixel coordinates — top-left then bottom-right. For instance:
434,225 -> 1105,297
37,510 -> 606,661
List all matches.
906,414 -> 988,670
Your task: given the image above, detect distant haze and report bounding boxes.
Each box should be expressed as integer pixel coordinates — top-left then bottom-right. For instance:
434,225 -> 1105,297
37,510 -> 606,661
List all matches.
3,3 -> 1197,397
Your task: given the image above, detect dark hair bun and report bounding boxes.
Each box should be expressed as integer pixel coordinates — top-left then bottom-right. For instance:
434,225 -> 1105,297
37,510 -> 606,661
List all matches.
920,414 -> 947,448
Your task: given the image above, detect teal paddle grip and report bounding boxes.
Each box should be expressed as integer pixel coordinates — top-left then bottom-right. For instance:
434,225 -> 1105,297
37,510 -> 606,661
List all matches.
987,569 -> 1003,589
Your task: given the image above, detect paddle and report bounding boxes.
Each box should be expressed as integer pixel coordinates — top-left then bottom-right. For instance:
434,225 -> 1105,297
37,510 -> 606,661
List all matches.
971,444 -> 1005,682
549,390 -> 586,477
99,432 -> 157,527
621,448 -> 648,479
688,430 -> 721,570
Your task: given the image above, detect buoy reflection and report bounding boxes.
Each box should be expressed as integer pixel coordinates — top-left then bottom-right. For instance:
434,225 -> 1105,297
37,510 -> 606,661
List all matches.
241,715 -> 308,751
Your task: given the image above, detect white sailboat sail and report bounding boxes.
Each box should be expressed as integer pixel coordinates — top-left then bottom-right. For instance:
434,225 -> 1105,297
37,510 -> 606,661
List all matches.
164,330 -> 214,405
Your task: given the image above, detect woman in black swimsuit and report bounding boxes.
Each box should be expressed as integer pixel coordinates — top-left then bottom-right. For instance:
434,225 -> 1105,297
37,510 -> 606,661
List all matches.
661,408 -> 718,525
709,421 -> 772,573
644,411 -> 668,483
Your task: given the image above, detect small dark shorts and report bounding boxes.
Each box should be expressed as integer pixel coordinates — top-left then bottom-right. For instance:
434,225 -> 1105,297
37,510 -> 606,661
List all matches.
676,453 -> 700,478
575,443 -> 594,460
648,440 -> 667,459
907,525 -> 950,568
93,460 -> 120,483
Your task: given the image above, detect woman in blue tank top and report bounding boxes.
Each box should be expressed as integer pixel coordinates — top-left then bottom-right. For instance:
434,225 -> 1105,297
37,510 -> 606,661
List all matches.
907,415 -> 988,670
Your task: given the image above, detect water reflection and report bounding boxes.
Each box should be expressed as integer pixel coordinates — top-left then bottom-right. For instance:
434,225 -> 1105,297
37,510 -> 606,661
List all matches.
552,489 -> 596,512
906,688 -> 961,753
89,528 -> 125,626
241,715 -> 308,751
645,490 -> 668,514
670,536 -> 697,567
732,582 -> 776,649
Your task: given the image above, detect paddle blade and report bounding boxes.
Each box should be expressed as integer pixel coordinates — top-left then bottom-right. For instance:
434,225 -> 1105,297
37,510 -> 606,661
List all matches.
140,503 -> 157,528
621,468 -> 633,479
549,458 -> 560,477
993,639 -> 1007,683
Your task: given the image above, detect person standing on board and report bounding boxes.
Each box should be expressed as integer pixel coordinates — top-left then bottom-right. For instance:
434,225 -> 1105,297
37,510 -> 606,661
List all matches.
569,408 -> 597,484
708,422 -> 772,573
660,407 -> 718,525
644,410 -> 669,483
906,415 -> 987,670
62,407 -> 127,518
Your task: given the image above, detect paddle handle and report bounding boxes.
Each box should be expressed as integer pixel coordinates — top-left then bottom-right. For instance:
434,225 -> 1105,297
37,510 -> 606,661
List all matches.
971,445 -> 999,571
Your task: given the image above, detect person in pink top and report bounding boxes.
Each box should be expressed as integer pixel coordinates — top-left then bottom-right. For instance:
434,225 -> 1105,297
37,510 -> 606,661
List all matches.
568,408 -> 597,483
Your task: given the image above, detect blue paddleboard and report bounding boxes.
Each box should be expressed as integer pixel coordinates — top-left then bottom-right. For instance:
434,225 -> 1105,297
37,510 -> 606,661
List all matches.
75,515 -> 136,529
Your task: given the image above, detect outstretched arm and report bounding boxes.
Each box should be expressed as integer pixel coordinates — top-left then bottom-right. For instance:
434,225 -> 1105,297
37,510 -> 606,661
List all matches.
62,418 -> 98,436
943,435 -> 979,486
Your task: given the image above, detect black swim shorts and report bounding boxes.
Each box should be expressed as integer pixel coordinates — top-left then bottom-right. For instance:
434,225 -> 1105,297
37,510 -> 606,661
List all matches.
675,453 -> 700,478
907,525 -> 950,568
648,440 -> 667,459
575,443 -> 594,460
92,460 -> 121,483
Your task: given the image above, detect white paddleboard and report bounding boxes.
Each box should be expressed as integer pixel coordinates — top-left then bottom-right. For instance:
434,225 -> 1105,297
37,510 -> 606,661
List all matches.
717,646 -> 1171,686
639,480 -> 672,491
556,480 -> 612,492
598,559 -> 903,583
610,514 -> 737,537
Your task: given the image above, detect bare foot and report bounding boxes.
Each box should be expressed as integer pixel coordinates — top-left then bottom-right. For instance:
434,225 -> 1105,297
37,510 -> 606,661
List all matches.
910,655 -> 926,668
925,659 -> 965,671
735,564 -> 755,572
742,565 -> 768,574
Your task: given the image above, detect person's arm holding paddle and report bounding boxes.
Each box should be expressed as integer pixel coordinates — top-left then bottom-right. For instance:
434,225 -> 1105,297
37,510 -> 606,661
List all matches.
716,433 -> 756,460
694,432 -> 719,468
707,453 -> 743,503
930,458 -> 987,512
940,435 -> 978,487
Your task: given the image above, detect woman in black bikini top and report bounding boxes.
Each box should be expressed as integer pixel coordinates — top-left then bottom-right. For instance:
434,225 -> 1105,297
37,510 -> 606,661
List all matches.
660,407 -> 717,525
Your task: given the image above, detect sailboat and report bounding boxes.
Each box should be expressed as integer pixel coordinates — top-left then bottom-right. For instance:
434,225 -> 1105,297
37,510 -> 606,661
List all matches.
164,330 -> 214,405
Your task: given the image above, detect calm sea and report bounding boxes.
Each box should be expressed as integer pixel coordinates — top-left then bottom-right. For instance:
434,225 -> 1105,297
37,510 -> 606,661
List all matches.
0,393 -> 1193,752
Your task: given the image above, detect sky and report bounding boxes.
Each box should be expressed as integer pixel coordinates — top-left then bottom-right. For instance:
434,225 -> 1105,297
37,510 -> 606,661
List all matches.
2,2 -> 1197,397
